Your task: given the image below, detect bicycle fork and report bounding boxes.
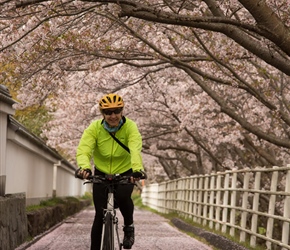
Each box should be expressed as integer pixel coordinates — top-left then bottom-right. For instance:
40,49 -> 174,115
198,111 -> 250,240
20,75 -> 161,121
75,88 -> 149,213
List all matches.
115,216 -> 123,250
100,192 -> 123,250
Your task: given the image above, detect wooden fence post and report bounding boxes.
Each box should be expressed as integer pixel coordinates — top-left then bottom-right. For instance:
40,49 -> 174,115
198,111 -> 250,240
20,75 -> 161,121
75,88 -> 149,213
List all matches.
250,170 -> 261,247
209,174 -> 215,229
188,177 -> 194,220
193,175 -> 198,222
215,173 -> 222,231
222,172 -> 230,233
230,171 -> 237,237
266,166 -> 279,249
240,170 -> 250,242
197,176 -> 203,224
203,175 -> 209,226
282,166 -> 290,249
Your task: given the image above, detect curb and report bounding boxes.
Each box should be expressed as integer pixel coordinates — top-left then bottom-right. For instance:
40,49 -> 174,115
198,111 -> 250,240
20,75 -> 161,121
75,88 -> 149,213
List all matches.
171,218 -> 249,250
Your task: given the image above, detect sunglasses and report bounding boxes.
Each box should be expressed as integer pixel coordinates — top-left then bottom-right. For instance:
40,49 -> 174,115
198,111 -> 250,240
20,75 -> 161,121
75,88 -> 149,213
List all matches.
102,108 -> 123,115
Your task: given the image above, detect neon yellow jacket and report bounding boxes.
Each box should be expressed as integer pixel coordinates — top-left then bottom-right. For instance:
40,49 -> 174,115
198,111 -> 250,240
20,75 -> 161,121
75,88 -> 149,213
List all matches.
76,117 -> 143,174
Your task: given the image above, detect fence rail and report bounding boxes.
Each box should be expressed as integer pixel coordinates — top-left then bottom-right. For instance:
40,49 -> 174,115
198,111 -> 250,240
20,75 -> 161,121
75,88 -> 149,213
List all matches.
141,166 -> 290,250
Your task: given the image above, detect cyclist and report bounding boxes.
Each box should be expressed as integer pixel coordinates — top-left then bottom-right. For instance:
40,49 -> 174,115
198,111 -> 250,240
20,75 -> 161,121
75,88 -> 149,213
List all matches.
75,93 -> 144,250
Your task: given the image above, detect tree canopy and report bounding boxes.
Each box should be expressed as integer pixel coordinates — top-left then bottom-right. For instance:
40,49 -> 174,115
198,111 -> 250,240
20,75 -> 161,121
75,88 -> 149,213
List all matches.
1,0 -> 290,180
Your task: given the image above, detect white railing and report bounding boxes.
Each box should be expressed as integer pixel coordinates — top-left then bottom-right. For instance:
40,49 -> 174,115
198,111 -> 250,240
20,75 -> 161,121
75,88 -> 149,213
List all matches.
141,166 -> 290,250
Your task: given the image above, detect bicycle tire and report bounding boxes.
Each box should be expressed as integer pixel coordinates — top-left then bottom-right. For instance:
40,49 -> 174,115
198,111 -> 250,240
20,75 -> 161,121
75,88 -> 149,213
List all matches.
102,212 -> 114,250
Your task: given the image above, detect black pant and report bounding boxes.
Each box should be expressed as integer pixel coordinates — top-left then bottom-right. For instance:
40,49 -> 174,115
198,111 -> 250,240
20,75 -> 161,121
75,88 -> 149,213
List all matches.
91,169 -> 134,250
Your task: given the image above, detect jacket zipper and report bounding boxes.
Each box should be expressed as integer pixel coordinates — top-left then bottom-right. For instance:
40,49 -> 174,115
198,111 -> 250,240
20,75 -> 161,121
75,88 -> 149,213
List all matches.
110,132 -> 115,174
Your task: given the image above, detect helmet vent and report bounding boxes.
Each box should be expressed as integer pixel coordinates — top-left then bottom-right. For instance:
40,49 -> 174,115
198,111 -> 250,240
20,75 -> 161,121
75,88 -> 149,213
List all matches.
99,93 -> 124,109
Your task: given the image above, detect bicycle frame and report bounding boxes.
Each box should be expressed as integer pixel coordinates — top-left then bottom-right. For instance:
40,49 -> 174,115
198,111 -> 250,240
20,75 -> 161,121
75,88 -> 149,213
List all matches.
100,184 -> 122,250
83,172 -> 147,250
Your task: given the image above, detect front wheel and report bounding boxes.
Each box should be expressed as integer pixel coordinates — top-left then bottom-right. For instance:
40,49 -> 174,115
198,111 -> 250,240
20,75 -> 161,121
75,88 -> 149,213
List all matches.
102,213 -> 114,250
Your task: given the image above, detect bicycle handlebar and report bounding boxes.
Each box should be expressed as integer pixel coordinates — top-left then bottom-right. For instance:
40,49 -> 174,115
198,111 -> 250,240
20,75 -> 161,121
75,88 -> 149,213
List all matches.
83,170 -> 147,185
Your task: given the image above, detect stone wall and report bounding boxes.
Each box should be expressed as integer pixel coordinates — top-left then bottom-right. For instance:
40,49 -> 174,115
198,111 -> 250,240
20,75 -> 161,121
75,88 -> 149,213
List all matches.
0,192 -> 91,250
27,198 -> 91,237
0,193 -> 27,250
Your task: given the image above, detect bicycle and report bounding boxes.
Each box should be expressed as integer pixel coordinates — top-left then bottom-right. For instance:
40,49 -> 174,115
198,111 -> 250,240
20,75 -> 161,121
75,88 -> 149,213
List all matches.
84,171 -> 147,250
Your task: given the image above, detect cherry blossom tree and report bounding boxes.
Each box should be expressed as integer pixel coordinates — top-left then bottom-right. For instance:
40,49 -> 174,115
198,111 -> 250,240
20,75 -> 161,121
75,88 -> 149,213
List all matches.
1,0 -> 290,180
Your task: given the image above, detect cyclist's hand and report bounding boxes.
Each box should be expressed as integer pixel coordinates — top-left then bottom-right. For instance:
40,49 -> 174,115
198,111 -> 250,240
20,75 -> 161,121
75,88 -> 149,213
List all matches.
75,168 -> 92,179
130,171 -> 144,183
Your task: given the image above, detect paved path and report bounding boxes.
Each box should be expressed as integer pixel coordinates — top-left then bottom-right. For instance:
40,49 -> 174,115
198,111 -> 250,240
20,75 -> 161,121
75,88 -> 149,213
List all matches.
17,206 -> 213,250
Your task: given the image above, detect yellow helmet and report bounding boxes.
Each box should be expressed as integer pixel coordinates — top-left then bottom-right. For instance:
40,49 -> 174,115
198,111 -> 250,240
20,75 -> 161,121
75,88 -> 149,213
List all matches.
99,93 -> 124,110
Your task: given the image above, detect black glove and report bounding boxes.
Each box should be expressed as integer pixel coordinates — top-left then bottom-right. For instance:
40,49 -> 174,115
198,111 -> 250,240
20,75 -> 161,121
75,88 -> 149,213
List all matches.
75,168 -> 92,179
131,171 -> 144,179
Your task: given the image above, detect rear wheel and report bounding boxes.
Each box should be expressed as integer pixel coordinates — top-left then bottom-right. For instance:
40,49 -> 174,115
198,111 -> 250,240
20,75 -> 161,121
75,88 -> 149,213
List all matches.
102,213 -> 114,250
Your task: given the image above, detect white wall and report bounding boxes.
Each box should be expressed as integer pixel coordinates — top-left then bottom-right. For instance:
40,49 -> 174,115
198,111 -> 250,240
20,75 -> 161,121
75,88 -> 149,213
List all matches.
1,85 -> 89,206
5,119 -> 89,205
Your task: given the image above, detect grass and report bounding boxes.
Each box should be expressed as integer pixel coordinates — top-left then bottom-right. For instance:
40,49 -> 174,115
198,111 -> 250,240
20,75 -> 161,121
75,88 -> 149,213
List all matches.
132,190 -> 146,208
26,195 -> 92,212
26,197 -> 64,212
